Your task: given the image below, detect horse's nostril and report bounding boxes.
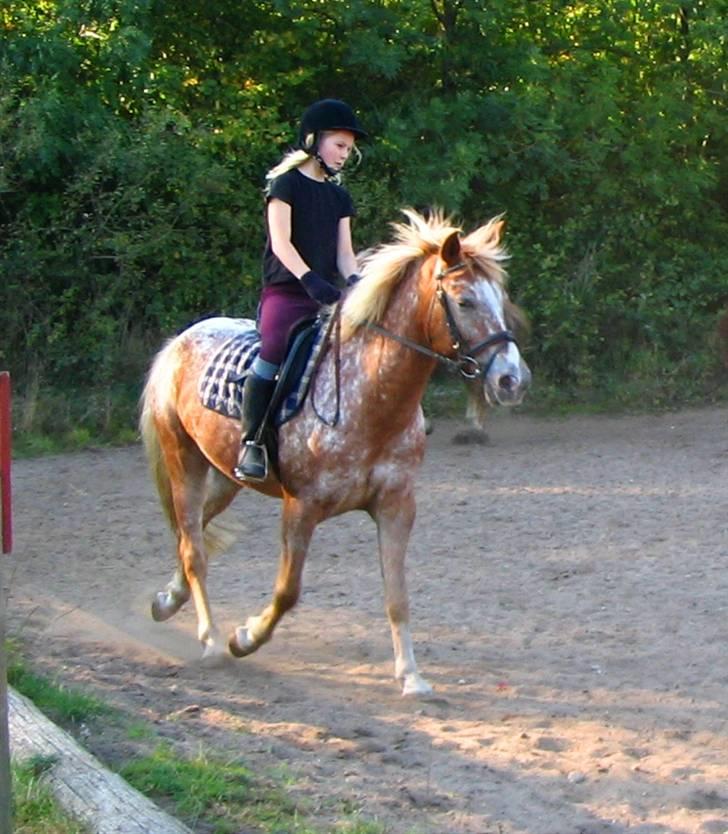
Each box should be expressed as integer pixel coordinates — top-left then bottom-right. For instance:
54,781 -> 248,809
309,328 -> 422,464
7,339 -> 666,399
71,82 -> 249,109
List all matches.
499,374 -> 515,392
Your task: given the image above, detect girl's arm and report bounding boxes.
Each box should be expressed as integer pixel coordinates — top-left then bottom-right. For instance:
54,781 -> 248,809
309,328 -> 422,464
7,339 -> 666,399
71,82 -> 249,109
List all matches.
267,198 -> 310,278
336,217 -> 358,280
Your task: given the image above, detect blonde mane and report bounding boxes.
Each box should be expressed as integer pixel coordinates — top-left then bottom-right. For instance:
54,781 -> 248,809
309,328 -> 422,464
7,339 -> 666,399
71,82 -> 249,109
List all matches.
342,209 -> 509,340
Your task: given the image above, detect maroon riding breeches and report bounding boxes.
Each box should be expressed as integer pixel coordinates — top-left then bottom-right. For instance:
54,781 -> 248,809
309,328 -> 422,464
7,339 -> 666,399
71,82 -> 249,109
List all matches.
257,282 -> 320,365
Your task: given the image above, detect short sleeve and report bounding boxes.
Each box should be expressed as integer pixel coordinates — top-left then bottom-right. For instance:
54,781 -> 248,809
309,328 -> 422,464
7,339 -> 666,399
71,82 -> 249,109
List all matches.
267,171 -> 297,206
339,187 -> 355,218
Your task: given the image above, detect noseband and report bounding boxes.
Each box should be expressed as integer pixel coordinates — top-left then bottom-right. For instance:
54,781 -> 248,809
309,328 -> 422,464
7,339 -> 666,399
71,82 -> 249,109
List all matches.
367,261 -> 518,379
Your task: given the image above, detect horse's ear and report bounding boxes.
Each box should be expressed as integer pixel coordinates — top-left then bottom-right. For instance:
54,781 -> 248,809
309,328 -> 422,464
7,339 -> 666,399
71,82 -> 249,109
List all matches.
463,216 -> 506,250
492,218 -> 506,243
440,231 -> 462,267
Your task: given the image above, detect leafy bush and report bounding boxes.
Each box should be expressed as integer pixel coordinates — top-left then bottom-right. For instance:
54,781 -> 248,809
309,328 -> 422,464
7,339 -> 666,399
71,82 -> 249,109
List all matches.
2,0 -> 727,442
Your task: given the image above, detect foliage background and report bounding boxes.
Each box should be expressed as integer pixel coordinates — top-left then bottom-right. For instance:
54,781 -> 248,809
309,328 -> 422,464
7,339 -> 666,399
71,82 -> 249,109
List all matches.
2,0 -> 727,442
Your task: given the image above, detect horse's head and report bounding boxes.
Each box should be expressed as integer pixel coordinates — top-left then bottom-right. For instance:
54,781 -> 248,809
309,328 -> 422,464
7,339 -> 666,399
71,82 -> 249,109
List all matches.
427,220 -> 531,406
344,209 -> 531,407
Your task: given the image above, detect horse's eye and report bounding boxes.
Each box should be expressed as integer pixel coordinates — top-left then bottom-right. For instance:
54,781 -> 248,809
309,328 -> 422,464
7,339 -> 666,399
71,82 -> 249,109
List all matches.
458,297 -> 476,310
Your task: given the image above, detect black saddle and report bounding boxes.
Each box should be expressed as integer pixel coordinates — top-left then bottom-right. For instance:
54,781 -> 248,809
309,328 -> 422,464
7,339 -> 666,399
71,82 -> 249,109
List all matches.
267,317 -> 322,421
256,315 -> 329,478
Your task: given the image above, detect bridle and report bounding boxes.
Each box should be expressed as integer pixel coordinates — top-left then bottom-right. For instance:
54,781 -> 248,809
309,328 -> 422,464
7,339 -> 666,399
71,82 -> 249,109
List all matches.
366,261 -> 518,379
312,261 -> 518,427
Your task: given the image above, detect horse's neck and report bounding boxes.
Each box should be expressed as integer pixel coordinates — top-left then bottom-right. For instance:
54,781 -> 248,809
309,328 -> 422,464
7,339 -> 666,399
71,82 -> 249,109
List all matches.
379,275 -> 436,360
344,277 -> 438,421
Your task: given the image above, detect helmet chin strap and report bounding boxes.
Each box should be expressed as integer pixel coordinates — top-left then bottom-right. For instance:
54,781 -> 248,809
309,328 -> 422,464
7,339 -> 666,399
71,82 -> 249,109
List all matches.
314,151 -> 338,180
304,134 -> 338,180
300,132 -> 339,180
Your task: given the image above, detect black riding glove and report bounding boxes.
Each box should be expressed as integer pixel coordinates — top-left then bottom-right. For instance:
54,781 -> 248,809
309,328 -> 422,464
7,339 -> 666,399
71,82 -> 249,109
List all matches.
346,273 -> 362,287
300,271 -> 342,305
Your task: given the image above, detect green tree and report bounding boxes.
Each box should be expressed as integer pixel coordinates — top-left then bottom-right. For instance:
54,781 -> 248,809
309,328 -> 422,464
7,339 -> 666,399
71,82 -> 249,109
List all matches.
1,0 -> 727,440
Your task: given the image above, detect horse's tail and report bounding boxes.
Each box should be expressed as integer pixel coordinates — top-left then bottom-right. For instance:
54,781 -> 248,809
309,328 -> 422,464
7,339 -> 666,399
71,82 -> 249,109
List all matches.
139,333 -> 241,558
139,337 -> 179,536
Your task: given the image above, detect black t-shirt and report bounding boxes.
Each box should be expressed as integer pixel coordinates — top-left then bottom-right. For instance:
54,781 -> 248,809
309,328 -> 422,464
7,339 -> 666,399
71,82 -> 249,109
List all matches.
262,168 -> 355,287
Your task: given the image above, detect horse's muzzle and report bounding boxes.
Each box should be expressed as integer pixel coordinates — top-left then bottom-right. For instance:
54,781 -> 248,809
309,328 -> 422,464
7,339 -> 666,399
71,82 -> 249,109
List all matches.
486,356 -> 531,406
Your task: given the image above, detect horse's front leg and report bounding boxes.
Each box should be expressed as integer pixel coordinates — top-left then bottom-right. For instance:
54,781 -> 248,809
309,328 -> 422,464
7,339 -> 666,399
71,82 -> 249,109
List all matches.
229,494 -> 315,657
373,487 -> 433,698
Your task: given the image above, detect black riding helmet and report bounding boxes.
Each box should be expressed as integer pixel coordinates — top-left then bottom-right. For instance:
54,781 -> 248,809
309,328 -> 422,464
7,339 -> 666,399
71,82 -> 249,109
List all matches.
297,99 -> 368,151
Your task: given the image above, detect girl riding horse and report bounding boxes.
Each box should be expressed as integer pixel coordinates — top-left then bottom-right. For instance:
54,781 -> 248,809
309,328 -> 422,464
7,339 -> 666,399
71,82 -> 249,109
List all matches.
235,99 -> 367,481
140,209 -> 531,697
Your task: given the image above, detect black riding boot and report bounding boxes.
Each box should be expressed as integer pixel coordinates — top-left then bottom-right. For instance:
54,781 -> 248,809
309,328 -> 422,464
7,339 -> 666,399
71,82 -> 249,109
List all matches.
233,373 -> 277,481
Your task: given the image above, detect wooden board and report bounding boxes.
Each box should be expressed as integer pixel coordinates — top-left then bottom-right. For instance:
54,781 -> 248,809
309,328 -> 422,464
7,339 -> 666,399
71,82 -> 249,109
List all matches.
8,687 -> 193,834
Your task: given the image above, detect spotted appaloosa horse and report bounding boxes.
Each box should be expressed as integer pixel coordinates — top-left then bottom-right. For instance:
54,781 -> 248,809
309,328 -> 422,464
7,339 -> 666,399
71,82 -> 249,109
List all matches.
139,210 -> 531,697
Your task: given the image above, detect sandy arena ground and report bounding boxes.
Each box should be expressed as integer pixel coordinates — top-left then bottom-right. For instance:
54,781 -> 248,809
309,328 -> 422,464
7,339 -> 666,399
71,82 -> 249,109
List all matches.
6,405 -> 728,834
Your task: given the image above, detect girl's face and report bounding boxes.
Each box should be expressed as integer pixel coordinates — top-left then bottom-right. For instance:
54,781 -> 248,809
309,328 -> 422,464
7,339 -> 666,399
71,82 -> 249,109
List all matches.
317,130 -> 356,172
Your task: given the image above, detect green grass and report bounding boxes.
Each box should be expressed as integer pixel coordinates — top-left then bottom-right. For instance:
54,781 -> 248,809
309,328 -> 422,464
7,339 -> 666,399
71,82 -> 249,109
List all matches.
118,745 -> 385,834
6,649 -> 401,834
13,426 -> 139,458
423,354 -> 728,422
338,821 -> 388,834
8,356 -> 728,458
125,720 -> 157,741
12,758 -> 89,834
119,745 -> 255,830
7,653 -> 111,727
11,383 -> 140,458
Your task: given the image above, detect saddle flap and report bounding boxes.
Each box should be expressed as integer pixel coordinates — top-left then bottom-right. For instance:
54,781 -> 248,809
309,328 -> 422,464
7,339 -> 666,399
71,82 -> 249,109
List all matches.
267,317 -> 321,419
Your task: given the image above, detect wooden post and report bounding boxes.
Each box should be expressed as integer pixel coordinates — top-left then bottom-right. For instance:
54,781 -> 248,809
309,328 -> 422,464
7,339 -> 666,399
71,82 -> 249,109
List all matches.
0,371 -> 12,833
0,581 -> 9,834
0,373 -> 11,555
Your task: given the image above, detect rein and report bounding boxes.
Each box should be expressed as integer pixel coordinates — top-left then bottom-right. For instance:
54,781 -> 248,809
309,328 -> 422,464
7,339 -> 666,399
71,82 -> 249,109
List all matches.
309,261 -> 518,428
367,261 -> 518,380
310,304 -> 343,426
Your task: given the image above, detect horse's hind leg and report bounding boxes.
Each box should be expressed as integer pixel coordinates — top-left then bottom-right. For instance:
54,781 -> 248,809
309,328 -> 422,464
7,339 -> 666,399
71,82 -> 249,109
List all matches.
152,564 -> 191,622
152,468 -> 240,621
373,487 -> 433,698
151,420 -> 228,663
229,494 -> 314,657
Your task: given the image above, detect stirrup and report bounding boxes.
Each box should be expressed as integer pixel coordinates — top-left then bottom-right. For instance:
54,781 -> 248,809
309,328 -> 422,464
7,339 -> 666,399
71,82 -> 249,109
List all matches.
233,441 -> 268,482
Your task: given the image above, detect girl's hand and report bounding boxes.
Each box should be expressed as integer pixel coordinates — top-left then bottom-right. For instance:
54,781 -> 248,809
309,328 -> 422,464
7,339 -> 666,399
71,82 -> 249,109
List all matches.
300,271 -> 342,305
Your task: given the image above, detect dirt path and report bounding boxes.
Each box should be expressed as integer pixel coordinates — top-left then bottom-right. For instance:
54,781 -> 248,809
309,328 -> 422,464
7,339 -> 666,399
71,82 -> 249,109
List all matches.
6,406 -> 728,834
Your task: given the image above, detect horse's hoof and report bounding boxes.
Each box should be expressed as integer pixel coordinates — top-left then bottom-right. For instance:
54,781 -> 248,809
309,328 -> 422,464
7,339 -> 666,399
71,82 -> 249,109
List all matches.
200,645 -> 232,668
228,626 -> 256,658
151,592 -> 175,622
451,428 -> 489,445
200,629 -> 228,666
401,673 -> 434,699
